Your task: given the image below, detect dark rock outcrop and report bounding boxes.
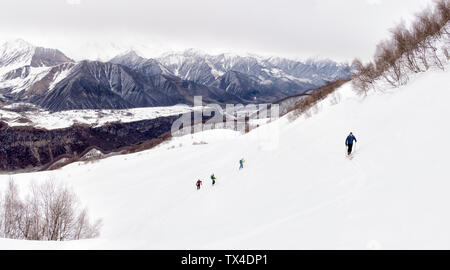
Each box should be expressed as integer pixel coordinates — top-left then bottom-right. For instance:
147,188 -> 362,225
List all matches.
0,116 -> 179,171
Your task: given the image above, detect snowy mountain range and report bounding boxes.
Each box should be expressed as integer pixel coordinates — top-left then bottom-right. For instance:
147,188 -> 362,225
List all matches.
0,39 -> 351,111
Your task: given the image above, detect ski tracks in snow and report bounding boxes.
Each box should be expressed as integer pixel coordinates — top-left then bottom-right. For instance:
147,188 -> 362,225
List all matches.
205,146 -> 373,248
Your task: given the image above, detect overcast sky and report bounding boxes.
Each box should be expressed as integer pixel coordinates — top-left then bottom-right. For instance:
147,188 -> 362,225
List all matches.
0,0 -> 434,62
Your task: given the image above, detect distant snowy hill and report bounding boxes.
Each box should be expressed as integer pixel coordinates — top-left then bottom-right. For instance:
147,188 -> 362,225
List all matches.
1,65 -> 449,249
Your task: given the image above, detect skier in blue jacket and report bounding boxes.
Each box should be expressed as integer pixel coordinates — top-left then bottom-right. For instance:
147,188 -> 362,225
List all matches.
345,132 -> 357,155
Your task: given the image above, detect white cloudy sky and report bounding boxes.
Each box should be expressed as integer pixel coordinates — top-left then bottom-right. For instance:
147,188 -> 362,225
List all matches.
0,0 -> 433,62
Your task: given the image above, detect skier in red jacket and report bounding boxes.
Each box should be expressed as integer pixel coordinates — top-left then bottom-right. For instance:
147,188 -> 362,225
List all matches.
196,179 -> 202,190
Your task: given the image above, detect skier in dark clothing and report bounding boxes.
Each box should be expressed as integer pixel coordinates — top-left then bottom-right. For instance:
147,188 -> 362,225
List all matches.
196,179 -> 202,190
211,174 -> 216,186
345,132 -> 357,155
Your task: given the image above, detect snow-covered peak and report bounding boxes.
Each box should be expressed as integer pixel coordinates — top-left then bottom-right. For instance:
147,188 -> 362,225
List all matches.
115,49 -> 145,61
0,39 -> 36,70
304,57 -> 339,67
157,48 -> 205,65
1,38 -> 35,52
109,49 -> 146,66
120,49 -> 141,58
0,39 -> 73,75
182,48 -> 207,57
0,39 -> 74,96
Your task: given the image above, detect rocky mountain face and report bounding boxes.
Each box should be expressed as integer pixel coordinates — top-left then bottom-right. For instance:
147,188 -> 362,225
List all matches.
110,51 -> 170,77
31,60 -> 245,111
0,40 -> 351,111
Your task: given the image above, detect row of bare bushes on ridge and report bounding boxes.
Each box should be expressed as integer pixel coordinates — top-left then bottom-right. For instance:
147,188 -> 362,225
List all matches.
288,79 -> 349,120
352,0 -> 450,94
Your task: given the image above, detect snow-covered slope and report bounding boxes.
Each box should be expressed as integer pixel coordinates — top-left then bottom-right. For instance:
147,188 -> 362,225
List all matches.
1,68 -> 449,249
0,104 -> 196,129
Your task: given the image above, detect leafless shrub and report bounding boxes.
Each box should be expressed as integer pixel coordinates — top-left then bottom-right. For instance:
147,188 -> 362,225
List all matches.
375,39 -> 408,86
303,110 -> 312,119
288,79 -> 349,120
311,104 -> 319,115
418,8 -> 446,69
391,22 -> 423,73
0,191 -> 2,236
1,179 -> 24,239
352,58 -> 378,95
444,47 -> 450,59
436,0 -> 450,37
0,179 -> 102,241
329,92 -> 341,106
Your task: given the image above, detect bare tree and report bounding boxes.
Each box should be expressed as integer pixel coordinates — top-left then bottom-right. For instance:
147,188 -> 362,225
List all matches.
391,23 -> 423,72
444,47 -> 450,60
25,183 -> 44,240
435,0 -> 450,35
0,191 -> 3,238
351,58 -> 377,95
414,8 -> 446,70
0,179 -> 102,241
74,208 -> 102,240
412,18 -> 432,70
2,180 -> 25,239
375,40 -> 407,86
